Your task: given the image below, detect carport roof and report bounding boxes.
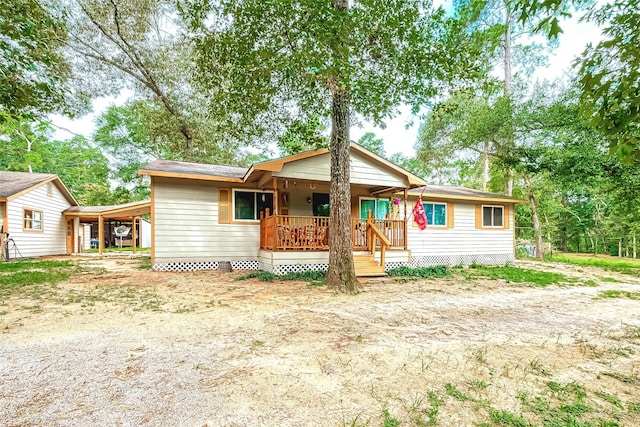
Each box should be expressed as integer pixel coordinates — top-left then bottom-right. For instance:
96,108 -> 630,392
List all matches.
64,200 -> 151,219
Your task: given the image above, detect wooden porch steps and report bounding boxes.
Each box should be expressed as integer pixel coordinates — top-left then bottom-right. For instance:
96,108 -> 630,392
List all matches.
353,254 -> 386,277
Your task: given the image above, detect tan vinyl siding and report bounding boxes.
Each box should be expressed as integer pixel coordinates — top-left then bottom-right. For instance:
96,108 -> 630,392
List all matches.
272,153 -> 330,181
350,151 -> 406,187
6,184 -> 71,257
272,151 -> 406,187
153,177 -> 260,263
406,200 -> 515,257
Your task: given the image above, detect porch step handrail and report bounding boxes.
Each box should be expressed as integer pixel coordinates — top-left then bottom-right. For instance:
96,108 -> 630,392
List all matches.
367,221 -> 391,268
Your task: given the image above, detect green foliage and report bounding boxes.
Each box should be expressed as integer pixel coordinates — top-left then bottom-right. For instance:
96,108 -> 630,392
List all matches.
277,115 -> 329,156
0,0 -> 77,117
357,132 -> 386,157
386,265 -> 450,278
578,0 -> 640,164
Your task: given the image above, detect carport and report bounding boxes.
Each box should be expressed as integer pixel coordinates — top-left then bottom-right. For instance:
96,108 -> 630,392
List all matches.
64,200 -> 151,255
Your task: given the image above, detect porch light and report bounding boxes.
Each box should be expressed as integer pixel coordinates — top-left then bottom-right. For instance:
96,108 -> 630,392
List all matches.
307,197 -> 312,203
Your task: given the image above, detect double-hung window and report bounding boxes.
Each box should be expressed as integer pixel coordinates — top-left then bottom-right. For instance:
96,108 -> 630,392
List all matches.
482,205 -> 504,227
360,198 -> 390,220
423,202 -> 447,226
23,208 -> 43,231
233,190 -> 274,221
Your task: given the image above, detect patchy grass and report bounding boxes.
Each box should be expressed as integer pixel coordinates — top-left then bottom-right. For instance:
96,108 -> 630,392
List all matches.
0,260 -> 73,301
387,265 -> 450,279
235,270 -> 325,285
462,265 -> 593,287
84,247 -> 151,253
548,254 -> 640,277
138,256 -> 152,270
597,290 -> 640,300
0,259 -> 72,273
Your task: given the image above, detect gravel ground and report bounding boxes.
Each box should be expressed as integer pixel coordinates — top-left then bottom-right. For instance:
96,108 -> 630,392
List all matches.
1,258 -> 639,426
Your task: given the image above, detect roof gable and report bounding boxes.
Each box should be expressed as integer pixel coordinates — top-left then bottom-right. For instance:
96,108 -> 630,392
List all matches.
407,185 -> 526,203
138,143 -> 426,189
0,171 -> 77,205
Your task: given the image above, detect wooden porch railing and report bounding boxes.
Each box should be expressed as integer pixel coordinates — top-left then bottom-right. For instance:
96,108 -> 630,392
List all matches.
350,218 -> 406,250
260,209 -> 406,251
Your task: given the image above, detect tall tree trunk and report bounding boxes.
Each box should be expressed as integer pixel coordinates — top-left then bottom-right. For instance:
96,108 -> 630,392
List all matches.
503,1 -> 512,95
560,196 -> 568,252
529,191 -> 543,260
326,85 -> 358,292
634,231 -> 637,259
506,168 -> 514,196
482,141 -> 490,192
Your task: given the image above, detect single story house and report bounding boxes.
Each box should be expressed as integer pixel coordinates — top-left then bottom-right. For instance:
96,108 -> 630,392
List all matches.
0,171 -> 78,259
140,144 -> 524,275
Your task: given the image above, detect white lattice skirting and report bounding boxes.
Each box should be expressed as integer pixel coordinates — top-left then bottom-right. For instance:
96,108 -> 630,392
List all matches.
408,254 -> 515,268
154,254 -> 513,273
153,260 -> 260,272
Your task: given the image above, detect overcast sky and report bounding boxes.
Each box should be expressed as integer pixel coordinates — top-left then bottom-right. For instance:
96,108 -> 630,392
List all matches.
51,8 -> 602,159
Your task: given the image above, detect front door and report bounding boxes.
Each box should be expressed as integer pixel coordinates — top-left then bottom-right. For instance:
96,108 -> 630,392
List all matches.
66,220 -> 74,254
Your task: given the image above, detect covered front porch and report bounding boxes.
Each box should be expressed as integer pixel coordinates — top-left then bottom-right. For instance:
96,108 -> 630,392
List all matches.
259,207 -> 409,276
259,211 -> 407,251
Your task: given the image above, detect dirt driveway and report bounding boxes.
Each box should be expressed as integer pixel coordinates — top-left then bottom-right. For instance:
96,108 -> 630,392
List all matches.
1,258 -> 640,426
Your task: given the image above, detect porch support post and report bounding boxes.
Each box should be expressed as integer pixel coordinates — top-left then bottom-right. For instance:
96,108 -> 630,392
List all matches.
272,177 -> 279,215
132,217 -> 137,254
98,214 -> 104,256
404,189 -> 408,250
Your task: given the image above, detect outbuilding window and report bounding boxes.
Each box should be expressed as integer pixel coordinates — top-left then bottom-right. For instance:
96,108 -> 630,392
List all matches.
23,208 -> 43,231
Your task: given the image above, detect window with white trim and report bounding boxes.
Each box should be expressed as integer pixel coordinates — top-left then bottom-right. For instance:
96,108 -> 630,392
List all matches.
423,202 -> 447,226
233,190 -> 273,221
359,197 -> 390,219
23,208 -> 43,230
482,205 -> 504,227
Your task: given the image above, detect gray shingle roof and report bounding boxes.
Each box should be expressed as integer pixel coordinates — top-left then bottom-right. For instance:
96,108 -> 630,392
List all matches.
408,185 -> 522,201
140,160 -> 248,179
0,171 -> 57,199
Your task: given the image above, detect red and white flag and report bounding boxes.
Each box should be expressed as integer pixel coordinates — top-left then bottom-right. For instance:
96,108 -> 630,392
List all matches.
413,197 -> 427,231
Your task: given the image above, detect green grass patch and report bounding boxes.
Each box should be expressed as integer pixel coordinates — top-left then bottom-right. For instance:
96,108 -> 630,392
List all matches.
0,259 -> 71,273
0,260 -> 71,300
597,290 -> 640,300
138,256 -> 152,270
387,265 -> 450,278
601,372 -> 640,386
463,265 -> 581,287
600,277 -> 623,283
85,247 -> 151,253
445,383 -> 473,402
235,270 -> 325,284
548,254 -> 640,276
235,271 -> 277,282
488,409 -> 532,427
